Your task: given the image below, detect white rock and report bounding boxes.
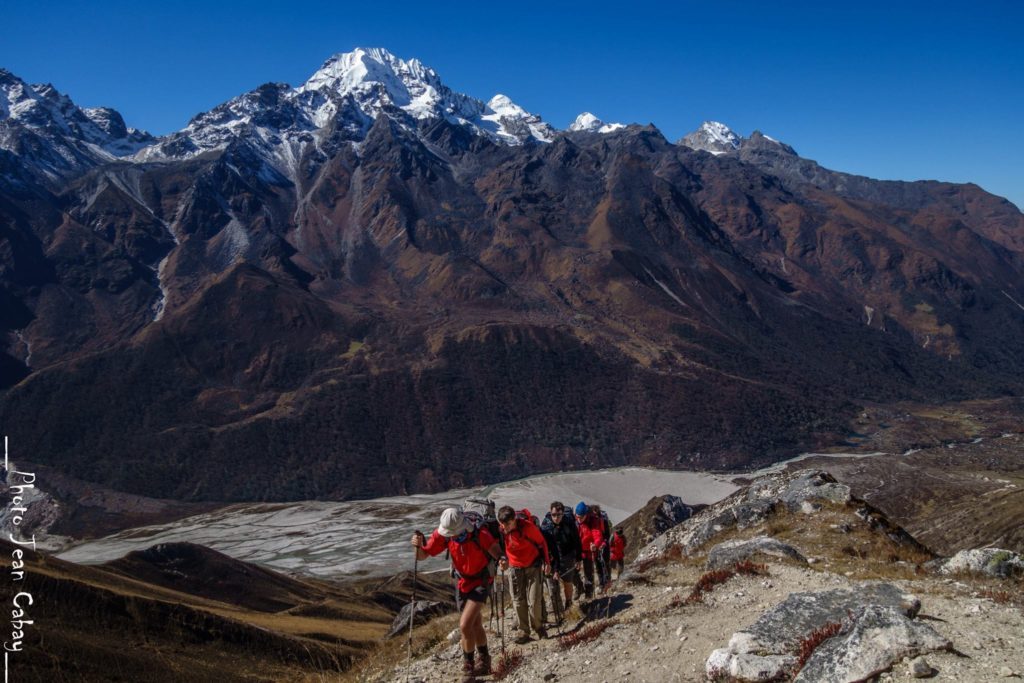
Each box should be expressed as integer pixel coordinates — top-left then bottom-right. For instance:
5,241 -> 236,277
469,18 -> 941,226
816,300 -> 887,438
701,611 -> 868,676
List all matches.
800,500 -> 821,514
910,656 -> 934,678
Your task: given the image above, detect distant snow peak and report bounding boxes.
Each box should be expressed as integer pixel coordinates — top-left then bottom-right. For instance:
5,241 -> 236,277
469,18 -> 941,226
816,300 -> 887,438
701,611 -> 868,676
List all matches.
482,94 -> 556,143
568,112 -> 626,134
0,69 -> 155,177
680,120 -> 742,155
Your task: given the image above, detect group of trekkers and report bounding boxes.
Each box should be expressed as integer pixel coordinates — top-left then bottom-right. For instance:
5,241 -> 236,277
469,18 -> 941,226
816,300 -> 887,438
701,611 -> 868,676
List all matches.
410,498 -> 628,679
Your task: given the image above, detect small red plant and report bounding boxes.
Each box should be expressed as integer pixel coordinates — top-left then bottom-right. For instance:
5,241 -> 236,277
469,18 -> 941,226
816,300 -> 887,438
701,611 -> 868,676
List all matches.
684,560 -> 771,604
733,560 -> 768,576
686,568 -> 734,604
792,621 -> 843,675
492,648 -> 524,680
557,620 -> 617,650
979,589 -> 1013,604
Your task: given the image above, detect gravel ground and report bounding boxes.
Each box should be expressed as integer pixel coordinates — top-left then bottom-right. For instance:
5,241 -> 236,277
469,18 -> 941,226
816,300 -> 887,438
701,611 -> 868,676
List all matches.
385,563 -> 1024,682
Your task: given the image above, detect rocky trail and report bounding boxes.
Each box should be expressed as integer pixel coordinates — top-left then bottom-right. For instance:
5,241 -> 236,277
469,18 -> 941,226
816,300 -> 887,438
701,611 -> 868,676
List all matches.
364,471 -> 1024,683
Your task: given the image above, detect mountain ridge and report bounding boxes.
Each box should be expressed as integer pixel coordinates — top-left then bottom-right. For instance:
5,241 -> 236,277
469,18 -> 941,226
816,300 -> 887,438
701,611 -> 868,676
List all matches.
0,50 -> 1022,502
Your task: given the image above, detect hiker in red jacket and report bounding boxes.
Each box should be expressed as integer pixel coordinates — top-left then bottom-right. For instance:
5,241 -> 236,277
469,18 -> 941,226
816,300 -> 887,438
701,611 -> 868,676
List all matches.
610,527 -> 627,578
413,507 -> 502,680
574,502 -> 607,598
497,505 -> 551,643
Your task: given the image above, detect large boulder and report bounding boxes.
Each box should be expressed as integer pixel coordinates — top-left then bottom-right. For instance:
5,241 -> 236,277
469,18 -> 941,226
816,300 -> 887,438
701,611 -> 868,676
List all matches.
705,583 -> 949,682
927,548 -> 1024,578
795,605 -> 951,682
386,599 -> 448,638
705,536 -> 807,570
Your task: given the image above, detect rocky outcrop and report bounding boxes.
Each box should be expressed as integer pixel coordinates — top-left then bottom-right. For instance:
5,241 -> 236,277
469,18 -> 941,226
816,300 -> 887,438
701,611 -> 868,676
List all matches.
706,583 -> 949,682
638,471 -> 851,560
928,548 -> 1024,578
618,494 -> 701,562
705,536 -> 806,570
386,599 -> 449,638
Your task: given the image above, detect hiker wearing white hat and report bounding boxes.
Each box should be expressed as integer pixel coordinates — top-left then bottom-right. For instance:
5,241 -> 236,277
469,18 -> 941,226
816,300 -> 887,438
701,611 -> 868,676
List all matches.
412,506 -> 502,680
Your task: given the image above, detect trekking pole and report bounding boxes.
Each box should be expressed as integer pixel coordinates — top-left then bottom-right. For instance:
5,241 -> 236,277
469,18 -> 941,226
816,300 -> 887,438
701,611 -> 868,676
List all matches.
489,584 -> 496,634
498,565 -> 506,656
407,543 -> 419,681
550,572 -> 564,636
596,551 -> 611,619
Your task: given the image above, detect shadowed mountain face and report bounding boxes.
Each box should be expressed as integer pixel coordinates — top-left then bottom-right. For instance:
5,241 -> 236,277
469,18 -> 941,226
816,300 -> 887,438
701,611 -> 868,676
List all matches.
1,63 -> 1023,502
2,539 -> 453,682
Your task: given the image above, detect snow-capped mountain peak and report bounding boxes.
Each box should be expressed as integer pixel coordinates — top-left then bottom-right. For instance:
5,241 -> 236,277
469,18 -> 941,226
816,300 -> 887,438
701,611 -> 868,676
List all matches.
568,112 -> 626,134
139,48 -> 558,166
298,47 -> 467,125
679,120 -> 742,155
1,69 -> 154,180
301,48 -> 437,98
481,94 -> 556,143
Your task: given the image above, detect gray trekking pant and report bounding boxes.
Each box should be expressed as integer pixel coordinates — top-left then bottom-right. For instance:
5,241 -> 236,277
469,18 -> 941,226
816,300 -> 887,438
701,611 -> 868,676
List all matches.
509,565 -> 543,635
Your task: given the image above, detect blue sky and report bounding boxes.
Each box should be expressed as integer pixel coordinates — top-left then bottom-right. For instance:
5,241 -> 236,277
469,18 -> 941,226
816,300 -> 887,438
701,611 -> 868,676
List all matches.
3,1 -> 1022,208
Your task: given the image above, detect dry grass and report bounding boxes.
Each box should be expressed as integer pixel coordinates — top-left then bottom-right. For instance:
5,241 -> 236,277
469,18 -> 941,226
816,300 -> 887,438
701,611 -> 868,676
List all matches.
980,589 -> 1014,605
977,582 -> 1024,609
758,504 -> 934,581
337,612 -> 460,682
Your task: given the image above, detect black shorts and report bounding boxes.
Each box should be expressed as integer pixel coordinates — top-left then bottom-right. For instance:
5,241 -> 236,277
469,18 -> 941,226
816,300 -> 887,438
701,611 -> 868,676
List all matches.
459,583 -> 491,604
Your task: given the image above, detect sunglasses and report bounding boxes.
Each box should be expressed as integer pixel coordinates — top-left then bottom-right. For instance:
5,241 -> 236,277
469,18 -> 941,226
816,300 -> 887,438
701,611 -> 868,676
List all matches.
551,511 -> 564,517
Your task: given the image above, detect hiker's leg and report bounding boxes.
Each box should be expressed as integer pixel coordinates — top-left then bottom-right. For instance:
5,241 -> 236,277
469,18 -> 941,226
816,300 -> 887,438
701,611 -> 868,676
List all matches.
563,578 -> 573,604
510,567 -> 530,635
461,596 -> 486,650
526,567 -> 543,632
582,558 -> 595,598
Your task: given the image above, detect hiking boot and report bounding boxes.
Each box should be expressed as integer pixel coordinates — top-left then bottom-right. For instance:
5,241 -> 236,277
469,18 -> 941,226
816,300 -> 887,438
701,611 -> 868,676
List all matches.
513,632 -> 532,644
462,658 -> 476,681
474,652 -> 492,676
536,627 -> 548,639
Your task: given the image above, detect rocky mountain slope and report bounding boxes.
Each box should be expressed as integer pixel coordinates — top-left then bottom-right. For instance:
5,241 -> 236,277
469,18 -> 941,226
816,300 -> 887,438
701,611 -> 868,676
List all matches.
377,469 -> 1024,683
1,49 -> 1023,502
2,538 -> 452,682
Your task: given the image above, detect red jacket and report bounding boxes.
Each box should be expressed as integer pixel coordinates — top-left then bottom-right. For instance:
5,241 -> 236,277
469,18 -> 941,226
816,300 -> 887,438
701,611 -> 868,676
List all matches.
577,515 -> 606,561
610,532 -> 626,561
503,518 -> 550,568
422,527 -> 498,592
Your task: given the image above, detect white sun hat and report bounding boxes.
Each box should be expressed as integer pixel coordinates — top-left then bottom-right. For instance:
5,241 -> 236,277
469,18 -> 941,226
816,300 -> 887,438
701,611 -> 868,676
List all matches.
437,506 -> 470,537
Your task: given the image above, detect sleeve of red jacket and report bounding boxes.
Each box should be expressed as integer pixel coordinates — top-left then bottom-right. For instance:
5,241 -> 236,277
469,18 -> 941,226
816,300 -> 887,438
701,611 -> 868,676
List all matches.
526,522 -> 550,564
590,525 -> 606,551
421,530 -> 448,557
